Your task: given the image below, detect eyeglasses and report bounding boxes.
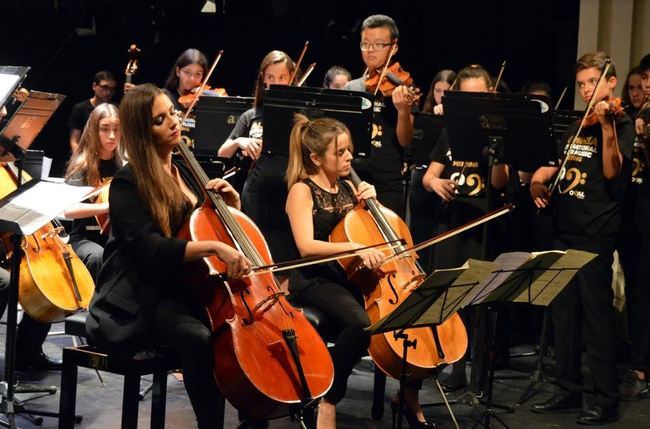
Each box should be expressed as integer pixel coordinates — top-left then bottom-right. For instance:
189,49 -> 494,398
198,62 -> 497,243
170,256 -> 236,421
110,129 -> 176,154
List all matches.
360,41 -> 393,51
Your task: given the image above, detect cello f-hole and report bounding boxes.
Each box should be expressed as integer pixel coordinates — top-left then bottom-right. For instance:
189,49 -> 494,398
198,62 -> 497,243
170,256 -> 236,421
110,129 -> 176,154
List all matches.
239,289 -> 254,324
387,274 -> 400,305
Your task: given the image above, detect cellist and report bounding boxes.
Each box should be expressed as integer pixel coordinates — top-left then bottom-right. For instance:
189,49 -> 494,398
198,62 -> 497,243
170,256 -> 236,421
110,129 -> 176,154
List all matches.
85,84 -> 260,429
0,102 -> 61,372
285,114 -> 432,429
529,52 -> 634,424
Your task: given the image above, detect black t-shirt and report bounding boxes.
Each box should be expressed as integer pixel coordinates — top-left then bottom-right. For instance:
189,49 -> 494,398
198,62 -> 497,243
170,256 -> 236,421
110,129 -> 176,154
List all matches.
429,129 -> 488,199
162,88 -> 183,111
67,100 -> 95,131
553,115 -> 635,242
629,108 -> 650,193
65,159 -> 120,245
226,107 -> 263,141
345,77 -> 417,193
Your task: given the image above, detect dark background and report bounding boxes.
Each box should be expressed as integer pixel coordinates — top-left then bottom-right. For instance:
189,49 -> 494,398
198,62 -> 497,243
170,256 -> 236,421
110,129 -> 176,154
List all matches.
0,0 -> 580,175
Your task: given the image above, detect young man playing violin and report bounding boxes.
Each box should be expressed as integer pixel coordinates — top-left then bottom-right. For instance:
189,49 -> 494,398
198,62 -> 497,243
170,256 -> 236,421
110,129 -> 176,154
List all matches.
344,14 -> 416,217
530,52 -> 635,425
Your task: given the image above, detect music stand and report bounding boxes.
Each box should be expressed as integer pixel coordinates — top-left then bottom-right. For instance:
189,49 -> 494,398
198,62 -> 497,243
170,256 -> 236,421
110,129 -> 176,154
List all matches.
0,179 -> 92,428
367,259 -> 499,429
0,67 -> 29,110
263,85 -> 373,157
411,113 -> 446,169
462,249 -> 596,429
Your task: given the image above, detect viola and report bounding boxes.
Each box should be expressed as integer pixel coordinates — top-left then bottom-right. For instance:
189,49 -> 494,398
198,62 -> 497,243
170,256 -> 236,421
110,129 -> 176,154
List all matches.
581,96 -> 625,128
174,134 -> 333,418
330,168 -> 468,380
0,163 -> 95,322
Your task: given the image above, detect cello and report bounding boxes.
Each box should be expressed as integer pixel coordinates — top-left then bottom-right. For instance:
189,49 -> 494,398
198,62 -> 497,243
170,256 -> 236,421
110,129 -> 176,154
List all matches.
330,168 -> 468,380
174,132 -> 334,418
0,163 -> 95,322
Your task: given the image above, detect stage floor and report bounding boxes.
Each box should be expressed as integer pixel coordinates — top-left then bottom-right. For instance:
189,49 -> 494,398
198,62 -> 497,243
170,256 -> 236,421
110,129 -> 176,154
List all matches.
1,318 -> 648,428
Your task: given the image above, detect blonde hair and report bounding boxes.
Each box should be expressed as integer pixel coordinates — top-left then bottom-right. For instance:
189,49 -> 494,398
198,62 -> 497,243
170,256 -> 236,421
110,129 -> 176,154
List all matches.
65,103 -> 124,186
119,84 -> 190,237
285,113 -> 351,188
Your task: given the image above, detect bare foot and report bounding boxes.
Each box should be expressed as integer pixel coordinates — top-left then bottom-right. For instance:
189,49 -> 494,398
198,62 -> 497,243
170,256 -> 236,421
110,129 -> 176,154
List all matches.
317,398 -> 336,429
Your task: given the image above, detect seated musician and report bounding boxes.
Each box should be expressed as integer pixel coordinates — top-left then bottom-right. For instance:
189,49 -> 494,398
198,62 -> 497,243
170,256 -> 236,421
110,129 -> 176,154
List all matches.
63,103 -> 124,280
0,103 -> 60,371
285,114 -> 432,428
85,84 -> 254,429
530,51 -> 634,425
323,66 -> 351,89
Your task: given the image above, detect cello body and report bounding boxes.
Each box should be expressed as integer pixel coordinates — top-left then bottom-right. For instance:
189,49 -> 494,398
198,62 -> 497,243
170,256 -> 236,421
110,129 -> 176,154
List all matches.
330,183 -> 468,380
176,142 -> 334,418
0,164 -> 95,322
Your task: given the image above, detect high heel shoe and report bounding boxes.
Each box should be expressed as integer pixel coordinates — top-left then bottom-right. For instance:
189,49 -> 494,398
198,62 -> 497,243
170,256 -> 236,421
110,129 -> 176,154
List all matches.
390,397 -> 436,428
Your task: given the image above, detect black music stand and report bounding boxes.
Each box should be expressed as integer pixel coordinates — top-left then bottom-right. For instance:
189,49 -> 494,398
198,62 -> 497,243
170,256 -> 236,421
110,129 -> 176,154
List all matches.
461,249 -> 597,429
441,91 -> 558,405
0,179 -> 91,428
367,259 -> 499,429
263,85 -> 373,157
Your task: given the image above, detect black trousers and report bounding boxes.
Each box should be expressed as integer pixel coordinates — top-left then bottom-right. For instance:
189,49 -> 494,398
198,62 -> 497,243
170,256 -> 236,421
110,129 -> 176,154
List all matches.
291,281 -> 371,404
0,268 -> 51,358
407,168 -> 440,273
151,298 -> 223,429
551,237 -> 619,407
70,238 -> 104,281
618,190 -> 650,371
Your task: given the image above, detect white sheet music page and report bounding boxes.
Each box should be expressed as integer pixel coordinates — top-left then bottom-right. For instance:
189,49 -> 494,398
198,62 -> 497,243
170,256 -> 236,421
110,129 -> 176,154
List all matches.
0,181 -> 92,235
0,73 -> 20,106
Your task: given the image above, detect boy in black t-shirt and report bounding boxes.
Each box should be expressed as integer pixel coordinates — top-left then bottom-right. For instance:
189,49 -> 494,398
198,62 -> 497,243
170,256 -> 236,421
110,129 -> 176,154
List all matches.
343,14 -> 417,217
530,52 -> 635,425
67,70 -> 117,153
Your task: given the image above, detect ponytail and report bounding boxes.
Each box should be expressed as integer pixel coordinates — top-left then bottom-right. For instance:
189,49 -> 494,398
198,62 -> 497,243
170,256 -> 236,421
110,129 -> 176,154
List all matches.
285,113 -> 351,189
286,113 -> 311,188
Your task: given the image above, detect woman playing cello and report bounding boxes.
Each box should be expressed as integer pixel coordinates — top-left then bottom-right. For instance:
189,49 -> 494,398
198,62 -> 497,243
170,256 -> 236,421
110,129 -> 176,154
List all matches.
285,114 -> 432,428
85,84 -> 256,429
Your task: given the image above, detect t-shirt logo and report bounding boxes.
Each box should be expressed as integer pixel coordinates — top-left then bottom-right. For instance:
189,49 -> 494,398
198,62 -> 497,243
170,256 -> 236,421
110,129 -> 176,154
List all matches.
249,120 -> 263,140
559,166 -> 587,199
371,123 -> 383,148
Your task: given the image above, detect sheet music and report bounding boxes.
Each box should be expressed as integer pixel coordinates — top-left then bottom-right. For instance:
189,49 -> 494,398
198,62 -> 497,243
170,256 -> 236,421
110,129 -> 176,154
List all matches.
520,249 -> 596,305
0,73 -> 20,107
0,181 -> 92,235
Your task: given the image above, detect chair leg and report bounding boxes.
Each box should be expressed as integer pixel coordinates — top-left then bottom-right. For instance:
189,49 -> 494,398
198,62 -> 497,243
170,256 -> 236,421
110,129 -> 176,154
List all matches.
371,365 -> 386,420
150,371 -> 167,429
58,349 -> 78,429
122,373 -> 141,429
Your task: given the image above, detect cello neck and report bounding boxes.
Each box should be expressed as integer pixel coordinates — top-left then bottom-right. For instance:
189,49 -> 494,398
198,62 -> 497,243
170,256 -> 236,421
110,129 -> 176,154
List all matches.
175,141 -> 265,267
348,168 -> 403,253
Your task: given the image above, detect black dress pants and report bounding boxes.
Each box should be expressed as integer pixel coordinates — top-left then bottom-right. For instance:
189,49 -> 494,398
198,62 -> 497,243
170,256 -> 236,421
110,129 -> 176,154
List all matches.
551,237 -> 619,407
291,281 -> 371,404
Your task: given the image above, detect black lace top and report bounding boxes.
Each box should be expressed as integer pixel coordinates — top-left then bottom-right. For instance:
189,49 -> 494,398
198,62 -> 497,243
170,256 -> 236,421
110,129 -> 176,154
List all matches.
288,178 -> 358,294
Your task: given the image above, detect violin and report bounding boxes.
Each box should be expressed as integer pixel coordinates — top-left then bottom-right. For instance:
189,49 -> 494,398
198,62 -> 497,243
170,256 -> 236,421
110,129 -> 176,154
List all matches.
177,85 -> 227,106
581,96 -> 625,128
0,163 -> 95,322
93,178 -> 112,235
174,119 -> 333,418
365,62 -> 420,102
330,168 -> 468,380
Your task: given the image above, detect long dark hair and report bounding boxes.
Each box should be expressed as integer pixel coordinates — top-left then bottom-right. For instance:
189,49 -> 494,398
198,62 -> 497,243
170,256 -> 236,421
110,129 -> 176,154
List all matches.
119,84 -> 190,236
253,50 -> 297,109
163,49 -> 209,92
422,69 -> 456,113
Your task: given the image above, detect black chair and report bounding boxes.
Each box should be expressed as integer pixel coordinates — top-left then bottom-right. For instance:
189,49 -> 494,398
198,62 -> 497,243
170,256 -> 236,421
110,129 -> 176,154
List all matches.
59,312 -> 226,429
